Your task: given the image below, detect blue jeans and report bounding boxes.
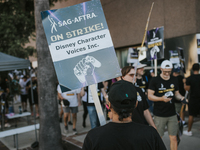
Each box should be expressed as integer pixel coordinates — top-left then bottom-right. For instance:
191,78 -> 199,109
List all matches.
147,98 -> 154,113
87,105 -> 100,129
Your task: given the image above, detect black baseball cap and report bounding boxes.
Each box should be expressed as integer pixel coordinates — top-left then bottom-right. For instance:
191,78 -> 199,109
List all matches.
108,80 -> 137,109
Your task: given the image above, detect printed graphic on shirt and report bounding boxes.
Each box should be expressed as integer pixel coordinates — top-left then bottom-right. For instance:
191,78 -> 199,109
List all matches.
66,93 -> 75,96
137,92 -> 142,102
158,83 -> 174,93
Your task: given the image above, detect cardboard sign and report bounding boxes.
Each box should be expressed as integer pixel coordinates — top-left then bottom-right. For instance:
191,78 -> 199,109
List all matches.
177,47 -> 186,73
146,27 -> 164,61
169,50 -> 180,64
196,34 -> 200,62
41,0 -> 121,90
127,48 -> 139,63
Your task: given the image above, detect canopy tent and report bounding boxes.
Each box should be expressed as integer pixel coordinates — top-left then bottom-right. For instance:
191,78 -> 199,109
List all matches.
0,52 -> 30,71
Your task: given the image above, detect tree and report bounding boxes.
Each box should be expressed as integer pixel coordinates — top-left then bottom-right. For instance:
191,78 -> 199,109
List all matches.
0,0 -> 36,58
34,0 -> 63,149
0,0 -> 62,59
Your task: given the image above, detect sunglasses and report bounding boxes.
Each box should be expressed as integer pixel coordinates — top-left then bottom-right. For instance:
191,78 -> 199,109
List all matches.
128,73 -> 135,77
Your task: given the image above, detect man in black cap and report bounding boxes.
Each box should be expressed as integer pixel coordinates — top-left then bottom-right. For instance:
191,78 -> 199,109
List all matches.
82,80 -> 166,150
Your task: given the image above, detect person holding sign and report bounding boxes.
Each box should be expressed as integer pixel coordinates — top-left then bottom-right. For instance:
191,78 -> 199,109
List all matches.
83,83 -> 104,129
183,63 -> 200,136
121,66 -> 156,128
148,60 -> 187,150
82,80 -> 166,150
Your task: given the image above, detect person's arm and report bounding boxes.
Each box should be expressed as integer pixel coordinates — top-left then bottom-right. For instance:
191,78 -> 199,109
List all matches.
183,78 -> 190,91
101,88 -> 108,100
57,92 -> 64,100
77,93 -> 82,106
80,87 -> 85,97
148,89 -> 171,103
143,109 -> 157,129
174,90 -> 184,100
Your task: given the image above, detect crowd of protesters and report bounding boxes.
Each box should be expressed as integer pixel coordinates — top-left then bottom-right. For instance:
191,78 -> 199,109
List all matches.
80,60 -> 199,150
0,71 -> 39,129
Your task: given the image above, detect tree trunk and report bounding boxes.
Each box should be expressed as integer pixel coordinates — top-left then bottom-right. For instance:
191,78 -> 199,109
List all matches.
34,0 -> 63,149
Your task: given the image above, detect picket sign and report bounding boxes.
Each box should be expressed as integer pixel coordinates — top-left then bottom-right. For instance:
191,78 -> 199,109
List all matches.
89,84 -> 106,126
133,2 -> 154,83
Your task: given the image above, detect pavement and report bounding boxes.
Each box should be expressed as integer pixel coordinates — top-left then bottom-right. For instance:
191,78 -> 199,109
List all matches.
1,101 -> 200,150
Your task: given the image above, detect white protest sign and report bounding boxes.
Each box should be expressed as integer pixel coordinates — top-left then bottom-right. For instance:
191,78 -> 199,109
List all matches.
41,0 -> 121,90
41,0 -> 121,126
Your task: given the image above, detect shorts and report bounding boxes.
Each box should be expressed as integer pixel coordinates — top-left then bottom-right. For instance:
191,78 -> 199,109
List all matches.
154,115 -> 178,137
175,103 -> 182,113
188,102 -> 200,116
63,106 -> 78,113
28,94 -> 38,105
21,95 -> 27,103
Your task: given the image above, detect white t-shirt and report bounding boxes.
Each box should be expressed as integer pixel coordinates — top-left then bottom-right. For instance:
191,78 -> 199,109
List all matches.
19,79 -> 29,95
82,92 -> 87,102
57,85 -> 81,107
88,84 -> 103,103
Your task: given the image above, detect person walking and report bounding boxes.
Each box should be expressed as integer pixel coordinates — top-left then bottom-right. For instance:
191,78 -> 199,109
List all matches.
148,60 -> 187,150
82,80 -> 166,150
19,75 -> 29,112
57,85 -> 82,135
183,63 -> 200,136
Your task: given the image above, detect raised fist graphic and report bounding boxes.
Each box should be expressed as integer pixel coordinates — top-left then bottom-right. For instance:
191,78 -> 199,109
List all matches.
74,56 -> 101,83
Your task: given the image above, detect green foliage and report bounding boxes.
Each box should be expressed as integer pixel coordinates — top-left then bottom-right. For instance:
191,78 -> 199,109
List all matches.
0,0 -> 36,58
0,0 -> 65,59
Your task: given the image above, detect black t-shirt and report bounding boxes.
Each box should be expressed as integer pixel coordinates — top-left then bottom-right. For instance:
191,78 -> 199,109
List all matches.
26,80 -> 38,100
132,87 -> 149,124
186,74 -> 200,101
148,75 -> 178,117
0,80 -> 6,92
135,76 -> 148,93
174,75 -> 185,103
82,122 -> 166,150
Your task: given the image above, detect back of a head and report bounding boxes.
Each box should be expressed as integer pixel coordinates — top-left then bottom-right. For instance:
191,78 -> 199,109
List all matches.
192,63 -> 199,71
108,80 -> 137,121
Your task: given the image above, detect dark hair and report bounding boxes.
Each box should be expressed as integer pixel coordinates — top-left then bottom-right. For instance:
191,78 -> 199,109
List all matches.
192,63 -> 199,71
111,100 -> 134,121
121,66 -> 135,77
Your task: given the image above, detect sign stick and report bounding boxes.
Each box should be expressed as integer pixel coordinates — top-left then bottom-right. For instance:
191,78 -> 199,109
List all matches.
133,2 -> 154,83
89,84 -> 106,126
141,2 -> 154,48
154,58 -> 157,76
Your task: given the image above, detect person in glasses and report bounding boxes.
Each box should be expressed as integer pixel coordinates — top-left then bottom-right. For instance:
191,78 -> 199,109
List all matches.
121,66 -> 156,128
148,60 -> 186,150
82,80 -> 166,150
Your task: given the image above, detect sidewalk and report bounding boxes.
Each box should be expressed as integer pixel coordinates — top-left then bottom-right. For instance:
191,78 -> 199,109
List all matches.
1,103 -> 200,150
